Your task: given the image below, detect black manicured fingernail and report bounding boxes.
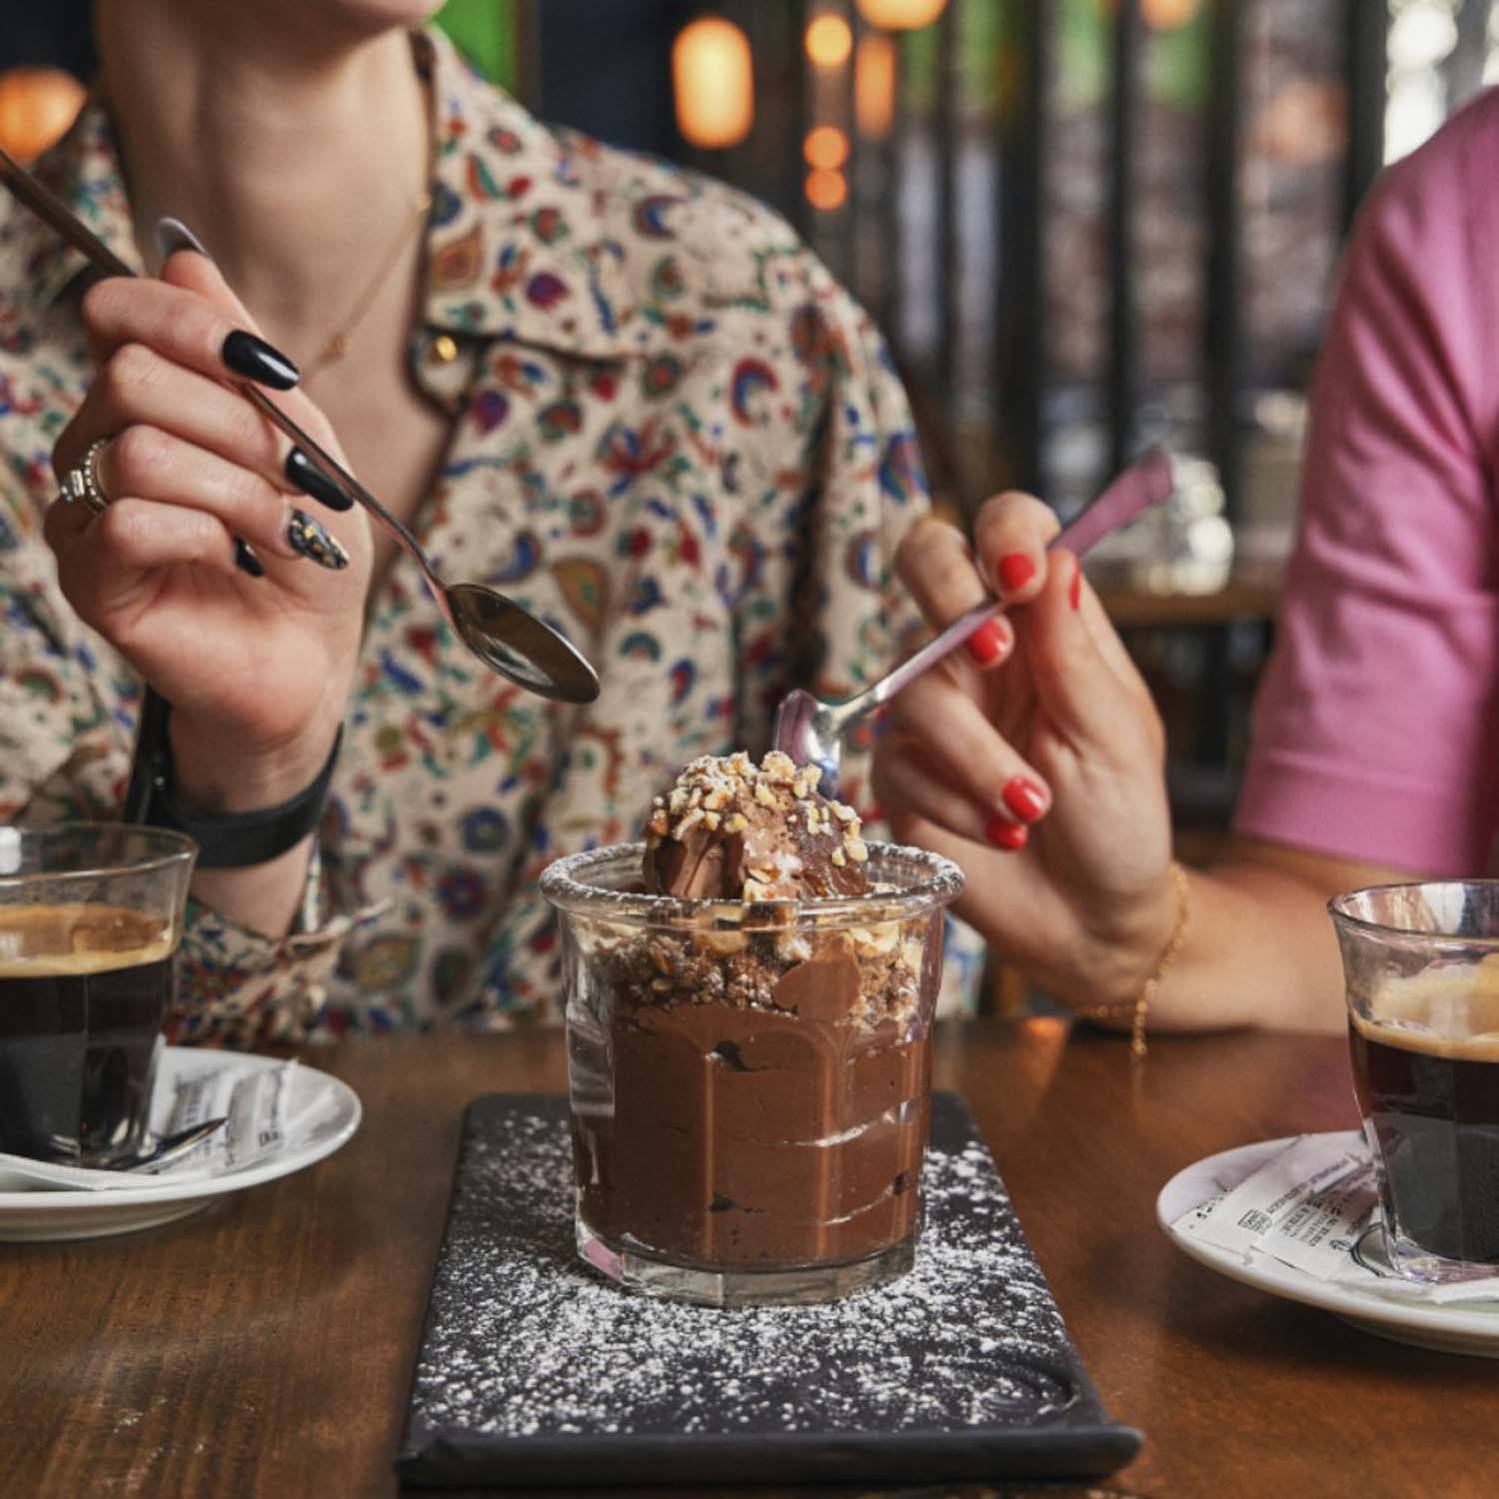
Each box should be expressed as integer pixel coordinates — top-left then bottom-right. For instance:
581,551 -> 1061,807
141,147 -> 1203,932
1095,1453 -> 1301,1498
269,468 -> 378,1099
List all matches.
222,330 -> 299,390
285,447 -> 353,513
234,539 -> 264,578
287,509 -> 349,571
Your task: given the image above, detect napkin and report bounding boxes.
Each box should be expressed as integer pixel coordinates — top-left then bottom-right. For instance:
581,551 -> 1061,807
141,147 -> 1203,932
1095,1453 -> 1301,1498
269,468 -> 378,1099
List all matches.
0,1059 -> 303,1192
1172,1132 -> 1499,1306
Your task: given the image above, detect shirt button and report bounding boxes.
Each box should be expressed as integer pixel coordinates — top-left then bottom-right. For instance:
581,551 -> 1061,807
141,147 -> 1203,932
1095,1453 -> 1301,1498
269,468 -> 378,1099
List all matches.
430,334 -> 459,364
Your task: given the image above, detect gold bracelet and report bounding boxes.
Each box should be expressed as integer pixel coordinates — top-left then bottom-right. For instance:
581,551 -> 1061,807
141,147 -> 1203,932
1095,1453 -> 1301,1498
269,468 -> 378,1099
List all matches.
1081,862 -> 1190,1058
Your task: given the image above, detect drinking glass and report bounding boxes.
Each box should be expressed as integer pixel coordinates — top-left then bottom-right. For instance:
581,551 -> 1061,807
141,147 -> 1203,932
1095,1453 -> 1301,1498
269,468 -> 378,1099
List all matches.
0,824 -> 196,1162
541,842 -> 963,1307
1329,880 -> 1499,1283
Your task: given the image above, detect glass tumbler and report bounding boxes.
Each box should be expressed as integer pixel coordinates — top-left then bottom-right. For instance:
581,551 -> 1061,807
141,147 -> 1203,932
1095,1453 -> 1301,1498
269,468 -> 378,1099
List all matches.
541,841 -> 963,1307
1330,880 -> 1499,1283
0,824 -> 196,1162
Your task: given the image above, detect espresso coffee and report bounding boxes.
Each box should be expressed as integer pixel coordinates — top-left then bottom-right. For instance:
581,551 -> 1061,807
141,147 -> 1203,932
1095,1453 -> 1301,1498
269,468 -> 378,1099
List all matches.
1349,1006 -> 1499,1265
0,903 -> 174,1161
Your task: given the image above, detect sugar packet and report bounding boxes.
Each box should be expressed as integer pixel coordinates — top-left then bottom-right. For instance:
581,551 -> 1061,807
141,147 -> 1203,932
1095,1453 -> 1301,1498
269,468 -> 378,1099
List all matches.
1172,1132 -> 1499,1307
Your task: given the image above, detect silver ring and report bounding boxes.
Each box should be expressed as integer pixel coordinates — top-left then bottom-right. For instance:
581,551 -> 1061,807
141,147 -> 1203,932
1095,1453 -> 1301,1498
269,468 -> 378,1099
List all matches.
61,437 -> 111,518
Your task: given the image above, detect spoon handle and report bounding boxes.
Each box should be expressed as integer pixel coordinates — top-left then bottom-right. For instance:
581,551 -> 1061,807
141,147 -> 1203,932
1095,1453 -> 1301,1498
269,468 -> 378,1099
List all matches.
0,146 -> 133,275
0,1117 -> 227,1191
238,385 -> 453,620
125,1116 -> 229,1173
850,445 -> 1175,719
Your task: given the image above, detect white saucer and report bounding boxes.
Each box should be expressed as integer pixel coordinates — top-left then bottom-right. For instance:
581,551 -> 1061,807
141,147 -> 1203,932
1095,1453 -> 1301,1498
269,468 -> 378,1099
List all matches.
1157,1137 -> 1499,1359
0,1047 -> 361,1242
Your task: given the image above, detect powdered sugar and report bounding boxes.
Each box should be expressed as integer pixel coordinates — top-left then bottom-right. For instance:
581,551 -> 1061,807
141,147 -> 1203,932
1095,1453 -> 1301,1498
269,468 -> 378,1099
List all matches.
407,1096 -> 1088,1444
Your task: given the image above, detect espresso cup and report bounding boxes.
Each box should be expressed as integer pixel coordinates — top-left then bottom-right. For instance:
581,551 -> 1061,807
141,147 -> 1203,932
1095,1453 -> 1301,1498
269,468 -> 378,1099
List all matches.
1329,880 -> 1499,1284
0,824 -> 196,1163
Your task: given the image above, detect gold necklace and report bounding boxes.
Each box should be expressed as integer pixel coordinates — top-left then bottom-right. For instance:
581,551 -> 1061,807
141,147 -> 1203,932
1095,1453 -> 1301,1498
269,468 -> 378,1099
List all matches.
301,186 -> 432,381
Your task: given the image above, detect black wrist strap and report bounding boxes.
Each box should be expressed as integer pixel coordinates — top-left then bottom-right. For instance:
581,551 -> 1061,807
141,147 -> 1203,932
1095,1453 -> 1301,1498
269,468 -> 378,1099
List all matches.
128,687 -> 341,869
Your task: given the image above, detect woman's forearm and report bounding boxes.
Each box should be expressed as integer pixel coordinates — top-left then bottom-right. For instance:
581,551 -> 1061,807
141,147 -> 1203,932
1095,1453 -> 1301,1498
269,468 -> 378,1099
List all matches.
169,714 -> 341,940
189,838 -> 316,939
1142,841 -> 1419,1036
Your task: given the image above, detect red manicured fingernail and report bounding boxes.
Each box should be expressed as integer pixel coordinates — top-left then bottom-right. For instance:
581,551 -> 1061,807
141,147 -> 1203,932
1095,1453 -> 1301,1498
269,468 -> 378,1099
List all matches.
985,815 -> 1029,850
966,618 -> 1009,666
1002,777 -> 1047,823
998,552 -> 1035,594
1069,566 -> 1082,611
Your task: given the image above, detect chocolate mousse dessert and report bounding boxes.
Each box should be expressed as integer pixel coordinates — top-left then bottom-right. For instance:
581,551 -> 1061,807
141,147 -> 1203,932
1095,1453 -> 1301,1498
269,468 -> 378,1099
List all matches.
641,750 -> 872,902
567,752 -> 941,1280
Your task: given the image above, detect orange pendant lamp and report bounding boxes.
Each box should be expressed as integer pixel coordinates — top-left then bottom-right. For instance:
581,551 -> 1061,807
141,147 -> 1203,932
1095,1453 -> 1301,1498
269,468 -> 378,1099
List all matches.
0,67 -> 86,163
673,17 -> 755,149
856,0 -> 949,29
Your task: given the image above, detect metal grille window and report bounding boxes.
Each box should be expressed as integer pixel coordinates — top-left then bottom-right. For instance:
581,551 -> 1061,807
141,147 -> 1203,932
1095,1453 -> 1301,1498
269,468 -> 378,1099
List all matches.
630,0 -> 1497,552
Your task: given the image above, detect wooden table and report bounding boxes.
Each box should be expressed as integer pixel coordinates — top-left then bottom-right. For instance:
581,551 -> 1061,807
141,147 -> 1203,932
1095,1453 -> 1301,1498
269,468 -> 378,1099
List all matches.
3,1022 -> 1494,1498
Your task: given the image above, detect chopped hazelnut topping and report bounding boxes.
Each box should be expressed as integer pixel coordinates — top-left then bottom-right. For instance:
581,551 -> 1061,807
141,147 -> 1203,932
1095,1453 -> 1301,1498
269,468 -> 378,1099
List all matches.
762,751 -> 797,784
648,750 -> 873,883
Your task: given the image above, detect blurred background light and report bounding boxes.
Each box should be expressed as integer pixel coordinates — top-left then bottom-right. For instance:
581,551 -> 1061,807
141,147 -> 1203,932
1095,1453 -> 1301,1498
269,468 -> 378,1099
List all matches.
1141,0 -> 1203,30
856,0 -> 949,29
855,32 -> 897,138
672,16 -> 754,149
1093,0 -> 1203,29
0,66 -> 85,162
805,166 -> 849,211
804,124 -> 850,169
806,14 -> 854,68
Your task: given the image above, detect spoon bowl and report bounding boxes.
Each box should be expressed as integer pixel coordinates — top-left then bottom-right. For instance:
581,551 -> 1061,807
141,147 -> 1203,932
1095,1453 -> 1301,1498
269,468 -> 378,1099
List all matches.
448,583 -> 599,702
769,688 -> 840,789
244,404 -> 601,704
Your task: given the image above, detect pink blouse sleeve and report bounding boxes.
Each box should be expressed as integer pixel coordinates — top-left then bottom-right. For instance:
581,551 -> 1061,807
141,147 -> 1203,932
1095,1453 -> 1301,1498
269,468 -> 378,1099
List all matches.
1234,95 -> 1499,876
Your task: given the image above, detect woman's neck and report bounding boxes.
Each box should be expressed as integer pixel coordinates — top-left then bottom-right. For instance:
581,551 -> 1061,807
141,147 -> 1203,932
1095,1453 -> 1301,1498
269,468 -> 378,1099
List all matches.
96,2 -> 431,364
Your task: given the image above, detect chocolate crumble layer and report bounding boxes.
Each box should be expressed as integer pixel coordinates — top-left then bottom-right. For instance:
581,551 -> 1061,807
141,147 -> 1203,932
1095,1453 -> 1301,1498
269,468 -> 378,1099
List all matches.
571,906 -> 939,1269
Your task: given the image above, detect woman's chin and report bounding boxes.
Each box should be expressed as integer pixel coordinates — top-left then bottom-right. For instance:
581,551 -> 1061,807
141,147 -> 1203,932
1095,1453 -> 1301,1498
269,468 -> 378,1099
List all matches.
322,0 -> 447,36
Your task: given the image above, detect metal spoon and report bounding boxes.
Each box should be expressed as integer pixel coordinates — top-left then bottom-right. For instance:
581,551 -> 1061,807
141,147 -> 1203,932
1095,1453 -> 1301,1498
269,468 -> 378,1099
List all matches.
121,1116 -> 230,1173
0,1117 -> 227,1191
0,148 -> 600,705
772,446 -> 1176,792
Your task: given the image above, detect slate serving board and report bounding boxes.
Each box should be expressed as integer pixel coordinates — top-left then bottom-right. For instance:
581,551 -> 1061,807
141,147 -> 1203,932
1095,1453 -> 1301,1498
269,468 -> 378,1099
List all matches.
397,1092 -> 1141,1488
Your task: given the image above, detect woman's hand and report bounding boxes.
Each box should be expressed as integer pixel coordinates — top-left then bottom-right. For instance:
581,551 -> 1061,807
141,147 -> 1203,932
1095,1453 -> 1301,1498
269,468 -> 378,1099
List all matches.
873,494 -> 1178,1010
47,251 -> 372,812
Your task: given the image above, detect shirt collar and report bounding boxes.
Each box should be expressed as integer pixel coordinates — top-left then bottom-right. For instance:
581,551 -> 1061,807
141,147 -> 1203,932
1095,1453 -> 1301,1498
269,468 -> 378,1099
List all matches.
418,26 -> 660,360
12,27 -> 668,362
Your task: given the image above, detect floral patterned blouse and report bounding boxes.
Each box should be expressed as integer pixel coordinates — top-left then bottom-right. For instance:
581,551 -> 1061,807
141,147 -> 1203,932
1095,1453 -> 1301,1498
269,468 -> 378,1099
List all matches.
0,29 -> 981,1043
